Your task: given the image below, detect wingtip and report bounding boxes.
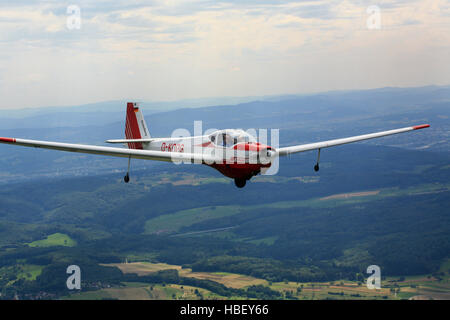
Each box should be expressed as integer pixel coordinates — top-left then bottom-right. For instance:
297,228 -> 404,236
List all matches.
0,137 -> 16,143
413,124 -> 430,130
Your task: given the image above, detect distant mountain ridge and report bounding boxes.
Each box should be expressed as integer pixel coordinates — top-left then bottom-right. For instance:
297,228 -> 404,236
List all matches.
0,85 -> 448,183
0,85 -> 449,129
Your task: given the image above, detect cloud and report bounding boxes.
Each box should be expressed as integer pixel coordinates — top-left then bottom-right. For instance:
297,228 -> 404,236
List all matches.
0,0 -> 449,109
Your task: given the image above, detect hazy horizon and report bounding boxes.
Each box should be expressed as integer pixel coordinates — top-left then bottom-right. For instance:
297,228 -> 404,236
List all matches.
1,83 -> 449,112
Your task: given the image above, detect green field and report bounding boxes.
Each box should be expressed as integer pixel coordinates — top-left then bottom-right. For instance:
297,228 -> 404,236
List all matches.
144,183 -> 450,236
144,206 -> 241,234
17,264 -> 44,281
28,233 -> 77,248
0,264 -> 44,287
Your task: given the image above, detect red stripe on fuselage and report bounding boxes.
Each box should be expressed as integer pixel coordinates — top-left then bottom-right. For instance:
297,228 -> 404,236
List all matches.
195,141 -> 214,148
234,142 -> 270,152
0,137 -> 16,143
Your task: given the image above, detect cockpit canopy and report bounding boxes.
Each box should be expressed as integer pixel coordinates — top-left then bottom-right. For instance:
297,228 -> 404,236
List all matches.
209,129 -> 257,147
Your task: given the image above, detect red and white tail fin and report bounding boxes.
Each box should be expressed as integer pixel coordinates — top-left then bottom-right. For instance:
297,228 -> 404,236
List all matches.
125,102 -> 151,149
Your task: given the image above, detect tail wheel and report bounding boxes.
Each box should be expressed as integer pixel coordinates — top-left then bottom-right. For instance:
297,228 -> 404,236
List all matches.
234,178 -> 246,188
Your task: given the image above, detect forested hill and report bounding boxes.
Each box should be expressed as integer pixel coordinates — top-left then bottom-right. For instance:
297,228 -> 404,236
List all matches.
0,144 -> 448,296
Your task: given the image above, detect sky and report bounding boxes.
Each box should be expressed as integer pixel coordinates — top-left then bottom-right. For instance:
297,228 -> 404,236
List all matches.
0,0 -> 449,109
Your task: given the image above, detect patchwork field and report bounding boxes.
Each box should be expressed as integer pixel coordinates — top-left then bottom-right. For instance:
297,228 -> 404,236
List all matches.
65,283 -> 229,300
104,262 -> 268,289
93,261 -> 450,300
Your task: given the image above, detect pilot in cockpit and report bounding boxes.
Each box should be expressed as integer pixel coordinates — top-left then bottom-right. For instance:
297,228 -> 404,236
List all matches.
211,130 -> 255,147
222,133 -> 232,147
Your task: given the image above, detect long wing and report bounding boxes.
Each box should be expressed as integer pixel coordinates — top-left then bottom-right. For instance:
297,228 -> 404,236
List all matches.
0,137 -> 217,163
277,124 -> 430,156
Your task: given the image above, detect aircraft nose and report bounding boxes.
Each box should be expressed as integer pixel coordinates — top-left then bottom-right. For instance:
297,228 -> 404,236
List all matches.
266,149 -> 276,158
258,146 -> 276,165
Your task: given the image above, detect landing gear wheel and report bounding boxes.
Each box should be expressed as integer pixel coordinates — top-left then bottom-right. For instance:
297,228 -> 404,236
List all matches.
314,148 -> 321,172
124,156 -> 131,183
234,178 -> 246,188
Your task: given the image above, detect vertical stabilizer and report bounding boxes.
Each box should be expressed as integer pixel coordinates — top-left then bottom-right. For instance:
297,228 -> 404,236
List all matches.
125,102 -> 151,149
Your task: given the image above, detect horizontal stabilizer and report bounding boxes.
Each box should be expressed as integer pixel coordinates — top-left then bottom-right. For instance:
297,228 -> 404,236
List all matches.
106,139 -> 153,144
